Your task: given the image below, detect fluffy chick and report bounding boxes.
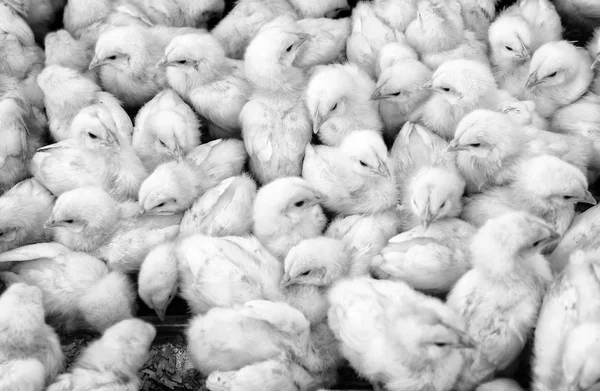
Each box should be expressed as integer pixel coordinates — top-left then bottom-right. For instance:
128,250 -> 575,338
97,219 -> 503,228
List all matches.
328,277 -> 474,391
133,89 -> 202,171
307,62 -> 383,147
461,154 -> 595,237
0,242 -> 136,332
47,319 -> 156,391
69,101 -> 134,148
287,0 -> 349,18
138,241 -> 178,321
295,17 -> 351,68
326,208 -> 404,277
210,0 -> 298,59
0,179 -> 53,254
520,40 -> 593,118
447,212 -> 555,390
417,59 -> 512,140
138,138 -> 247,215
303,130 -> 397,216
47,187 -> 181,272
346,1 -> 400,79
0,282 -> 64,386
372,217 -> 476,294
159,33 -> 251,139
240,17 -> 312,184
0,358 -> 46,391
44,29 -> 97,82
456,0 -> 496,41
253,177 -> 327,260
179,174 -> 257,238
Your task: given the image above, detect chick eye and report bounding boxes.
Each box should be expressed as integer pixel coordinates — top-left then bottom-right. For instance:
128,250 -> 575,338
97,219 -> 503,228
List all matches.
359,160 -> 368,167
548,71 -> 557,78
441,87 -> 451,92
330,103 -> 338,111
294,200 -> 305,207
391,91 -> 402,96
440,201 -> 446,208
0,232 -> 4,237
156,202 -> 165,208
285,44 -> 294,52
159,140 -> 167,147
563,195 -> 574,200
532,239 -> 542,247
434,342 -> 448,347
299,270 -> 311,277
177,60 -> 187,64
87,132 -> 98,139
470,143 -> 481,147
107,55 -> 117,60
505,46 -> 514,51
64,219 -> 74,224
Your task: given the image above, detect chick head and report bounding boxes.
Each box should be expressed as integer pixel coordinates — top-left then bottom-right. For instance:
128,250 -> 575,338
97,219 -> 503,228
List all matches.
46,187 -> 120,250
145,110 -> 190,159
501,100 -> 537,126
138,242 -> 178,321
372,60 -> 432,104
449,110 -> 522,160
526,41 -> 590,90
45,29 -> 93,70
244,16 -> 311,90
409,166 -> 465,229
338,130 -> 392,180
488,15 -> 533,66
71,105 -> 124,149
515,155 -> 595,210
77,318 -> 156,375
90,26 -> 148,72
138,161 -> 190,215
253,177 -> 327,237
158,33 -> 225,81
425,59 -> 497,106
563,323 -> 600,391
281,237 -> 350,288
406,0 -> 464,53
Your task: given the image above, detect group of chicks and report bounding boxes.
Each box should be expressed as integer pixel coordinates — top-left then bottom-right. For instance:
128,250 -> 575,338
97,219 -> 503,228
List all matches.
3,0 -> 600,390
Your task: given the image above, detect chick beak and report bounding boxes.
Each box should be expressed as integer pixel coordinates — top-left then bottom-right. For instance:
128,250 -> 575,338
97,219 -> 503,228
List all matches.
280,275 -> 293,289
155,307 -> 166,322
539,229 -> 561,249
174,144 -> 184,160
138,206 -> 146,215
156,57 -> 169,68
371,87 -> 386,101
88,57 -> 103,70
525,72 -> 540,88
502,107 -> 516,114
445,140 -> 466,152
312,190 -> 328,204
578,190 -> 597,205
296,33 -> 312,48
44,220 -> 61,229
375,156 -> 391,178
592,55 -> 600,71
312,114 -> 322,135
421,212 -> 433,231
422,80 -> 434,91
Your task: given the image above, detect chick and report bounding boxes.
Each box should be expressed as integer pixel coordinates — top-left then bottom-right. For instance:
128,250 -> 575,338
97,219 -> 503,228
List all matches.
47,319 -> 156,391
295,17 -> 351,69
210,0 -> 298,59
461,155 -> 595,237
0,242 -> 136,332
281,237 -> 351,323
476,378 -> 524,391
253,177 -> 327,260
307,62 -> 382,146
0,179 -> 53,254
520,40 -> 593,118
138,241 -> 177,321
138,138 -> 247,215
326,208 -> 403,277
36,65 -> 125,142
346,1 -> 400,79
328,277 -> 474,391
287,0 -> 349,18
417,59 -> 512,140
128,0 -> 225,27
420,30 -> 489,71
90,25 -> 203,109
44,29 -> 97,82
373,58 -> 433,143
133,89 -> 202,171
0,2 -> 35,46
187,300 -> 341,389
179,174 -> 257,238
504,0 -> 563,46
47,187 -> 181,272
176,235 -> 283,314
501,99 -> 550,130
372,217 -> 476,294
0,282 -> 64,386
240,17 -> 312,184
69,101 -> 134,148
159,33 -> 251,140
303,130 -> 398,216
447,212 -> 555,390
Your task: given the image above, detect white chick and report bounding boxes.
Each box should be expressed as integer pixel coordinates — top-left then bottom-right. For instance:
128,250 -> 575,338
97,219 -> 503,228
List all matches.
210,0 -> 298,59
90,25 -> 203,109
0,3 -> 35,46
417,59 -> 512,140
295,17 -> 351,68
520,40 -> 593,118
0,179 -> 54,254
69,101 -> 134,148
205,359 -> 299,391
0,242 -> 136,332
253,177 -> 327,260
373,58 -> 433,143
461,155 -> 595,237
328,277 -> 475,391
47,319 -> 156,391
280,237 -> 351,323
326,208 -> 404,276
128,0 -> 225,27
138,138 -> 247,215
138,241 -> 178,321
372,217 -> 476,294
307,62 -> 383,146
240,17 -> 312,184
187,300 -> 341,389
47,187 -> 181,272
372,0 -> 419,32
501,99 -> 550,130
375,41 -> 419,78
159,33 -> 250,140
133,89 -> 202,171
476,378 -> 524,391
561,323 -> 600,391
303,130 -> 398,216
44,29 -> 97,82
176,235 -> 283,314
0,282 -> 64,386
346,1 -> 400,79
37,65 -> 125,142
179,174 -> 257,238
447,212 -> 555,390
